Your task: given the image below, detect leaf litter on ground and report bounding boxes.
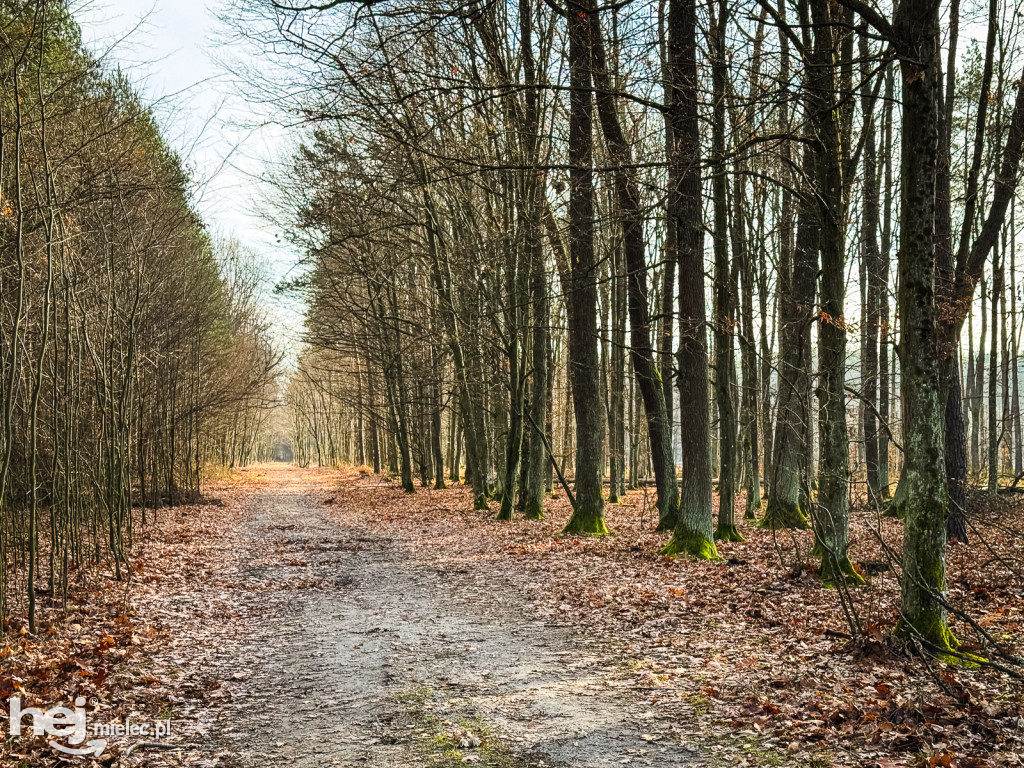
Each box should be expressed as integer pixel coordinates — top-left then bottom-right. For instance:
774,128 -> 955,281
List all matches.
1,465 -> 1021,768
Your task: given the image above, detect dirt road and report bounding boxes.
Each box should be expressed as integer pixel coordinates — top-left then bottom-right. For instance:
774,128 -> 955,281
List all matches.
176,466 -> 703,767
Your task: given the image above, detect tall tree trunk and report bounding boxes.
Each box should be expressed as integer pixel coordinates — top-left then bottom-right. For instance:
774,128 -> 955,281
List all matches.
424,193 -> 489,508
738,185 -> 761,518
561,0 -> 607,535
589,10 -> 678,527
945,363 -> 969,542
368,371 -> 381,473
989,254 -> 1001,491
659,0 -> 677,460
710,0 -> 740,543
523,0 -> 549,520
607,240 -> 627,504
613,249 -> 628,502
498,275 -> 526,519
525,250 -> 549,519
892,0 -> 956,654
878,63 -> 894,500
389,359 -> 415,493
974,280 -> 988,477
860,36 -> 883,505
808,0 -> 859,586
968,296 -> 978,475
1014,209 -> 1022,477
662,0 -> 718,559
934,0 -> 967,542
1001,253 -> 1011,475
758,234 -> 775,506
355,355 -> 366,467
764,142 -> 817,530
431,380 -> 446,490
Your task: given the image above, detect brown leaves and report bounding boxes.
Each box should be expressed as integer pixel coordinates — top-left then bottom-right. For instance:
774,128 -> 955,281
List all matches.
6,465 -> 1021,768
0,489 -> 251,768
319,468 -> 1024,767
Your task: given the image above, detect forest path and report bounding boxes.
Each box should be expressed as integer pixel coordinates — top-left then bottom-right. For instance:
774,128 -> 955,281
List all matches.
193,464 -> 705,768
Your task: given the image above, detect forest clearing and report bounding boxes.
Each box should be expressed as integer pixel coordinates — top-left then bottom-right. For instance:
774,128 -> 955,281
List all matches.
5,0 -> 1024,765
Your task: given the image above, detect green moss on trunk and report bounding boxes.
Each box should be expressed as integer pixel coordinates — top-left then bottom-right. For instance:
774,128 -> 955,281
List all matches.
757,499 -> 809,530
884,470 -> 907,517
821,556 -> 865,589
561,507 -> 609,536
714,523 -> 745,542
523,501 -> 544,521
473,493 -> 490,511
895,610 -> 959,659
661,529 -> 720,560
897,610 -> 983,663
895,615 -> 986,666
496,488 -> 516,520
899,484 -> 963,661
656,503 -> 679,532
883,498 -> 906,518
655,505 -> 678,533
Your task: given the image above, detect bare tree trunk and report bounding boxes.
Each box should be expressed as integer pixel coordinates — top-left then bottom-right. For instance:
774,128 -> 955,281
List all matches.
523,0 -> 549,521
860,35 -> 883,505
764,142 -> 817,530
878,64 -> 893,500
561,1 -> 607,535
1013,208 -> 1022,477
710,0 -> 740,543
762,0 -> 814,530
662,0 -> 717,559
974,280 -> 987,478
589,10 -> 678,526
990,254 -> 1001,491
892,0 -> 956,654
807,0 -> 860,586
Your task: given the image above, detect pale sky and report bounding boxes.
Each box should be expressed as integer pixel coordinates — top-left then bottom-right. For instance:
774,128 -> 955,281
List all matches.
75,0 -> 305,352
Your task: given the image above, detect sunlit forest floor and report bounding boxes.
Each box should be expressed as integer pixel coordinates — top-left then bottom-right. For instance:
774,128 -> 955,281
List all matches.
2,465 -> 1023,768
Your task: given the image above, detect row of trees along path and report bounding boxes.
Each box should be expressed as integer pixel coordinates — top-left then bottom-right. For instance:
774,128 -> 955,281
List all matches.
0,3 -> 280,633
249,0 -> 1024,665
5,0 -> 1024,679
